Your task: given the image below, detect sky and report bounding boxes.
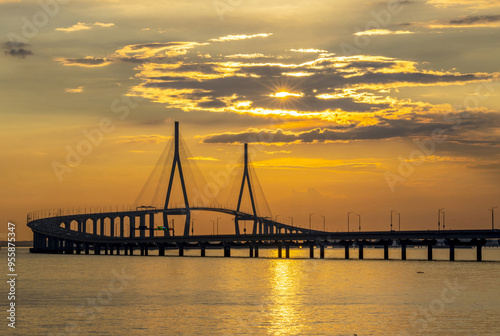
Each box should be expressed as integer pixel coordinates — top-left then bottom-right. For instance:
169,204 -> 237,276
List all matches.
1,0 -> 499,240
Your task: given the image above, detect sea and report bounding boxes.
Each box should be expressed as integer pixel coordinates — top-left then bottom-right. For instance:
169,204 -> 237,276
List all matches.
3,247 -> 500,336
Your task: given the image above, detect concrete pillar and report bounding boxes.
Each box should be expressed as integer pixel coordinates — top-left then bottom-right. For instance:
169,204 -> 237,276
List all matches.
384,244 -> 389,260
109,246 -> 114,255
149,213 -> 155,237
124,246 -> 129,255
140,215 -> 146,238
401,244 -> 407,260
120,216 -> 124,238
95,244 -> 100,255
255,246 -> 259,258
224,246 -> 231,257
358,244 -> 364,260
84,243 -> 90,255
286,245 -> 290,258
100,218 -> 105,237
345,245 -> 350,259
320,245 -> 325,259
278,245 -> 282,258
104,245 -> 108,255
449,242 -> 455,261
116,246 -> 120,255
130,216 -> 136,238
159,247 -> 165,256
130,247 -> 134,255
476,244 -> 482,262
427,244 -> 433,261
309,245 -> 314,259
145,247 -> 148,256
75,242 -> 81,254
249,246 -> 254,257
141,247 -> 145,256
179,246 -> 184,256
200,246 -> 205,257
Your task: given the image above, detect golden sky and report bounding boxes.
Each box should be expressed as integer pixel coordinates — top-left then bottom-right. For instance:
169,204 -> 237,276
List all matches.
1,0 -> 499,240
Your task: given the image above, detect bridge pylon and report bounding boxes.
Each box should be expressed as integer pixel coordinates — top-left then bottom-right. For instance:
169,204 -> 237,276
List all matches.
163,121 -> 191,236
235,143 -> 259,234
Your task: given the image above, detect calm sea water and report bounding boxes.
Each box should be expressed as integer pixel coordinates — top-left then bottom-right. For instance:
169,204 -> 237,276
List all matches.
3,247 -> 500,336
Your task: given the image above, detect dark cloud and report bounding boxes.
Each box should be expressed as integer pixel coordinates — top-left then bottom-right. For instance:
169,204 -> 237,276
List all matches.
449,14 -> 500,25
203,112 -> 500,144
3,42 -> 33,58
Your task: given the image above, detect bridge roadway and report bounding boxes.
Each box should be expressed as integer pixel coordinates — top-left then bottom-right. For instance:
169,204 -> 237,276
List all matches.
28,207 -> 500,261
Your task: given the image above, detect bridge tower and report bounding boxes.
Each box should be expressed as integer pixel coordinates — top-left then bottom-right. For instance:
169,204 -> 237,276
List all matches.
235,143 -> 259,234
163,121 -> 191,236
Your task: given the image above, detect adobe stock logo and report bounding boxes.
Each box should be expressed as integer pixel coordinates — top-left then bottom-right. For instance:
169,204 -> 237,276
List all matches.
7,0 -> 70,45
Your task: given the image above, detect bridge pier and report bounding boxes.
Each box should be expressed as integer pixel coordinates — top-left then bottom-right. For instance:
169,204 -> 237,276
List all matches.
159,246 -> 165,256
449,241 -> 455,261
285,245 -> 290,258
84,243 -> 90,255
401,244 -> 407,260
320,245 -> 325,259
224,245 -> 231,257
345,245 -> 350,259
120,216 -> 125,238
116,246 -> 120,255
100,218 -> 105,237
358,243 -> 364,260
179,246 -> 184,256
309,245 -> 314,259
140,215 -> 146,238
95,244 -> 101,255
75,242 -> 81,254
278,245 -> 282,258
255,246 -> 259,258
427,244 -> 433,261
109,246 -> 114,255
149,213 -> 155,237
384,244 -> 389,260
130,216 -> 136,239
249,246 -> 254,258
130,246 -> 134,255
124,246 -> 128,255
104,245 -> 108,255
476,243 -> 482,262
200,246 -> 205,257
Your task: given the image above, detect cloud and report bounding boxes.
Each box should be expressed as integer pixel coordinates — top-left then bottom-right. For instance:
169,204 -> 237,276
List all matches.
209,33 -> 273,42
3,41 -> 32,58
55,56 -> 113,67
253,157 -> 381,171
202,112 -> 500,144
113,42 -> 206,62
65,86 -> 84,93
289,49 -> 329,53
354,29 -> 415,36
115,135 -> 170,144
404,14 -> 500,29
55,22 -> 115,32
426,0 -> 500,9
188,156 -> 219,161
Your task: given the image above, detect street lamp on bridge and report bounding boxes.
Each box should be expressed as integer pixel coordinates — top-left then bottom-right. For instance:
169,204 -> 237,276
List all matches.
309,213 -> 314,229
438,208 -> 444,231
396,212 -> 401,231
489,206 -> 497,230
289,217 -> 294,226
390,210 -> 397,231
320,215 -> 326,231
347,212 -> 353,232
355,214 -> 361,232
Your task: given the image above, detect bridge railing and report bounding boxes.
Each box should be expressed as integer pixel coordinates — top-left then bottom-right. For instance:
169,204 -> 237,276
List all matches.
27,204 -> 149,222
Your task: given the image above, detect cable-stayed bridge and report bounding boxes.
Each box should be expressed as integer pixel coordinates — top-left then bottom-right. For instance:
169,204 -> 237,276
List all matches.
28,122 -> 500,261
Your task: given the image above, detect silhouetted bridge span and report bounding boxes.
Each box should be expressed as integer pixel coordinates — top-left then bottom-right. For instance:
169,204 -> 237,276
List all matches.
28,122 -> 500,261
